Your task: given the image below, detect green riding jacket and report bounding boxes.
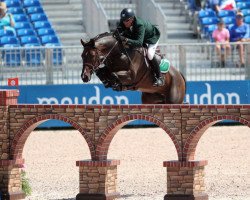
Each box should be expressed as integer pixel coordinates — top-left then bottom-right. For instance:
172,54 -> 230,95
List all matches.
118,17 -> 160,47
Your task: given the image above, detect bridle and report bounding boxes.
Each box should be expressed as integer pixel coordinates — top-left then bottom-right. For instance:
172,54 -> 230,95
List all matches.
83,41 -> 118,73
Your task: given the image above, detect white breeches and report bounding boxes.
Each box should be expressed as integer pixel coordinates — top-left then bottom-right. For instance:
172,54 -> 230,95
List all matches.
147,40 -> 159,60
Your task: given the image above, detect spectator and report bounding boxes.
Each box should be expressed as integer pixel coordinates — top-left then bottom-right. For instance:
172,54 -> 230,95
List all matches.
212,19 -> 231,67
229,11 -> 250,68
0,2 -> 16,36
205,0 -> 236,13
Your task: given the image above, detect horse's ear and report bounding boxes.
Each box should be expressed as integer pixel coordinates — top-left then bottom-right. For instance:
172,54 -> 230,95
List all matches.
80,39 -> 86,46
90,39 -> 95,47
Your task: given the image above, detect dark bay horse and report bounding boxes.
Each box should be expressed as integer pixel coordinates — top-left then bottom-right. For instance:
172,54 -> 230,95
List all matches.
80,32 -> 186,104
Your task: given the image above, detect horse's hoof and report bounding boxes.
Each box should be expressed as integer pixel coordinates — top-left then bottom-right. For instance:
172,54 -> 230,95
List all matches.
112,84 -> 122,91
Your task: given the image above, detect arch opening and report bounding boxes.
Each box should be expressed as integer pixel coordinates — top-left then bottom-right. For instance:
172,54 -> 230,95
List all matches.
95,114 -> 181,161
107,120 -> 178,199
22,119 -> 91,200
195,123 -> 250,200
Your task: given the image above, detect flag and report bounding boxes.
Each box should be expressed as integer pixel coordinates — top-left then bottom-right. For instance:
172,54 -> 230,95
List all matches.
8,77 -> 19,86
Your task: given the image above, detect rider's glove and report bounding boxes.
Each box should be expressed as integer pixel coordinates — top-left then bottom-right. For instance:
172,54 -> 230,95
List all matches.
120,36 -> 128,44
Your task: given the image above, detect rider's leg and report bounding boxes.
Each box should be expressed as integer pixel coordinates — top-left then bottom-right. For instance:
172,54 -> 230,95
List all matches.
147,42 -> 164,87
149,56 -> 164,86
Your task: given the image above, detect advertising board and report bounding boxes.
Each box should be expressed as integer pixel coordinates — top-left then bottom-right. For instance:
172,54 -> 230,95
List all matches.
1,80 -> 249,127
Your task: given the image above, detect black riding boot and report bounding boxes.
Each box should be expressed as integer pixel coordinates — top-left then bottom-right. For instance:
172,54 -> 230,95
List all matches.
150,56 -> 164,87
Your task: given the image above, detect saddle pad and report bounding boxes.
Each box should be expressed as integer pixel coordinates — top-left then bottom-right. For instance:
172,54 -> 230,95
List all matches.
160,58 -> 170,73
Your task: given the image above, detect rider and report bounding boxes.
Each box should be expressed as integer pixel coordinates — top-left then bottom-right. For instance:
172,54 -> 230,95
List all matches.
117,8 -> 164,87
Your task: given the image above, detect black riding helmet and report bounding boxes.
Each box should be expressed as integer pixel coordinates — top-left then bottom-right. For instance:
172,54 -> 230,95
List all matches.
120,8 -> 135,22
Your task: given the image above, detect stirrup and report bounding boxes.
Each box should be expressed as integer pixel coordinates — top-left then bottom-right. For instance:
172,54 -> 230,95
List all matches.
153,77 -> 164,87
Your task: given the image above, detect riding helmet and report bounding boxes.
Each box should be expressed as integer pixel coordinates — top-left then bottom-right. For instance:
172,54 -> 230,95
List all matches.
120,8 -> 135,22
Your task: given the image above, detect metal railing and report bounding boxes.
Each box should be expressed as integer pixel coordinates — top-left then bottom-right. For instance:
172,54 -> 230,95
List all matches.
136,0 -> 168,43
83,0 -> 167,42
82,0 -> 110,38
0,43 -> 249,86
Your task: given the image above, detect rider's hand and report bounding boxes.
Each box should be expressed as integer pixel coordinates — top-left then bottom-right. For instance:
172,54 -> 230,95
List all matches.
120,36 -> 128,44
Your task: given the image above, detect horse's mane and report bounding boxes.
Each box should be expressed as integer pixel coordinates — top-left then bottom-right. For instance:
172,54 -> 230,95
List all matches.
93,32 -> 113,40
85,32 -> 113,47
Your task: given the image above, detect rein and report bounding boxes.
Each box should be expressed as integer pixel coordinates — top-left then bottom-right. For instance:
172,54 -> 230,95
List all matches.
97,41 -> 118,69
83,41 -> 118,72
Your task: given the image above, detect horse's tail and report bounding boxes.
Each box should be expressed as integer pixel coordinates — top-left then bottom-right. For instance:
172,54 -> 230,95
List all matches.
180,72 -> 187,103
180,72 -> 187,95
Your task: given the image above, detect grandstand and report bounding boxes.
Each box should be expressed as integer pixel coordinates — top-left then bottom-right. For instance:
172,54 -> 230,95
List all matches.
154,0 -> 197,43
0,0 -> 249,86
41,0 -> 87,46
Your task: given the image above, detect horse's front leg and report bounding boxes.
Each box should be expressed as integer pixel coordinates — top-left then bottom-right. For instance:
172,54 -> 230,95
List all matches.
95,67 -> 123,90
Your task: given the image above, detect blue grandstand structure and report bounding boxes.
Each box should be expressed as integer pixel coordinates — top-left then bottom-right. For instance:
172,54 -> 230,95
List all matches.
0,0 -> 61,66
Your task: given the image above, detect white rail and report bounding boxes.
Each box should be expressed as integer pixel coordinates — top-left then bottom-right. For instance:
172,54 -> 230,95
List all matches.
0,43 -> 249,86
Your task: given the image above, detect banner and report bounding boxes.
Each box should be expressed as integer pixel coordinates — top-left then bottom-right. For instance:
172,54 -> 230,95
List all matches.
7,77 -> 19,87
0,80 -> 249,127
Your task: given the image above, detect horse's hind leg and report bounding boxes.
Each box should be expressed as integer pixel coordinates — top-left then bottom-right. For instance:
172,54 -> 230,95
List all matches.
141,92 -> 165,104
166,68 -> 186,104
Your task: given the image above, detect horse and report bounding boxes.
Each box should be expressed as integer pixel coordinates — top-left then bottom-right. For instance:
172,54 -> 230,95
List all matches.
80,32 -> 186,104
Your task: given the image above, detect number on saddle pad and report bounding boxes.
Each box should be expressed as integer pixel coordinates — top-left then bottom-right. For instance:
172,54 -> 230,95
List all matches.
160,58 -> 170,73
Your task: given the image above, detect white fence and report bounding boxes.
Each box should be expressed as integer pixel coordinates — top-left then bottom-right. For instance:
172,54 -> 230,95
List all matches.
0,43 -> 249,86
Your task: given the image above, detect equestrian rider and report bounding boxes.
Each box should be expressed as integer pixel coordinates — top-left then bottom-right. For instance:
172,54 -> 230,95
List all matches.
117,8 -> 164,87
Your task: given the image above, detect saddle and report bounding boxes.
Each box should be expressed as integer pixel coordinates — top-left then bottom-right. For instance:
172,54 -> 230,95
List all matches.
142,47 -> 171,74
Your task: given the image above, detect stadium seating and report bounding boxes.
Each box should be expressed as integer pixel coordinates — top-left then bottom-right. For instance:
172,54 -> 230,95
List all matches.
0,29 -> 15,37
8,7 -> 25,14
23,44 -> 44,66
217,10 -> 236,18
33,21 -> 51,29
17,28 -> 36,37
236,2 -> 250,10
5,0 -> 22,8
13,14 -> 29,23
0,36 -> 21,66
37,28 -> 55,36
15,22 -> 33,30
26,6 -> 44,14
242,9 -> 250,17
2,48 -> 22,66
20,35 -> 40,46
206,24 -> 217,41
244,16 -> 250,24
0,0 -> 62,66
30,13 -> 48,22
198,9 -> 216,20
0,36 -> 20,46
23,0 -> 41,8
221,16 -> 236,26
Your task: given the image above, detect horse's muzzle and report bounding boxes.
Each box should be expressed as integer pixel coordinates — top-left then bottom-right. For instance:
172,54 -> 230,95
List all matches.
81,72 -> 89,83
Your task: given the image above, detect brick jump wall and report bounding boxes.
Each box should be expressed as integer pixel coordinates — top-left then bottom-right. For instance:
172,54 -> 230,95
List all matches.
0,90 -> 249,200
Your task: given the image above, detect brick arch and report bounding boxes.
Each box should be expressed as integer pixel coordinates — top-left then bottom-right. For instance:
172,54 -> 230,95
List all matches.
183,115 -> 250,161
10,114 -> 95,159
95,114 -> 181,161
